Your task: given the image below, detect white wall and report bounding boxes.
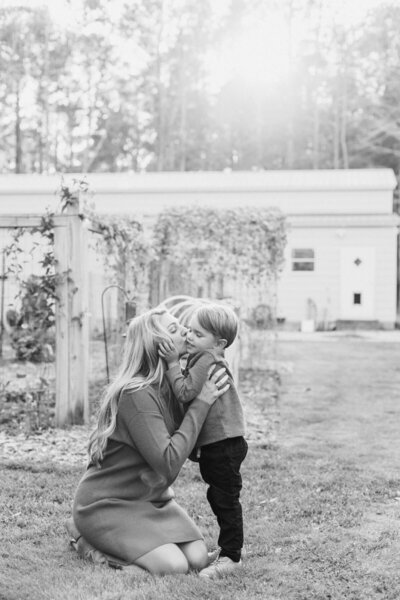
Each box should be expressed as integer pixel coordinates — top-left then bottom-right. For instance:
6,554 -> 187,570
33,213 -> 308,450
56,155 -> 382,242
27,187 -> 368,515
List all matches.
0,170 -> 398,328
0,190 -> 394,217
277,226 -> 398,325
0,168 -> 396,217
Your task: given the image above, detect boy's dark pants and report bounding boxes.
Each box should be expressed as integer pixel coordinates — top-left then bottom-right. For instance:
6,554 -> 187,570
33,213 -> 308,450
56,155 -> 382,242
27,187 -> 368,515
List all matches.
199,436 -> 248,562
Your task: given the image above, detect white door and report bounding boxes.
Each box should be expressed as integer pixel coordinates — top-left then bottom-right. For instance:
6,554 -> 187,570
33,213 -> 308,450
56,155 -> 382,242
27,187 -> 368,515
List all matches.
339,247 -> 376,319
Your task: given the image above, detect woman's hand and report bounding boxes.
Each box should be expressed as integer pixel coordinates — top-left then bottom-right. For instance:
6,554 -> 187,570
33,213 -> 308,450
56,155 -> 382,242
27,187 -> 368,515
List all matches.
197,366 -> 230,406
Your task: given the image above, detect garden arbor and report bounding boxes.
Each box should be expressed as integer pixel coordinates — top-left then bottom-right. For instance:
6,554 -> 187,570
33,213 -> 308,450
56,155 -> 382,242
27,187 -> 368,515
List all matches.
2,196 -> 89,427
1,187 -> 287,426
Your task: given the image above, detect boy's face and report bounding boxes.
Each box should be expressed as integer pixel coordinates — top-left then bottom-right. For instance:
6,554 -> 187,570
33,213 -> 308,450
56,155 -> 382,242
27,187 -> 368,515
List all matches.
186,314 -> 219,355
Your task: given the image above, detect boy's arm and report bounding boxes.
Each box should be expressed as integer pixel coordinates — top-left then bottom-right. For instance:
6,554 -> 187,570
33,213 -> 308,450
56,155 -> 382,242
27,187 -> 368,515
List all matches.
166,352 -> 217,403
158,340 -> 180,370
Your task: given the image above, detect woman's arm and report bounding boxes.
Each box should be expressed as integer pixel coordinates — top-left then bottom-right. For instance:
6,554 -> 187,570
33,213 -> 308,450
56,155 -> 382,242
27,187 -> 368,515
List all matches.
125,395 -> 209,483
121,368 -> 228,484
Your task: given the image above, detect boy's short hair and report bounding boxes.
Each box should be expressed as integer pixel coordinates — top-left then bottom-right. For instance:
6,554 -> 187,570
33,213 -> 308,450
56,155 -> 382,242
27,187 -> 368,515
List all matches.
195,303 -> 238,348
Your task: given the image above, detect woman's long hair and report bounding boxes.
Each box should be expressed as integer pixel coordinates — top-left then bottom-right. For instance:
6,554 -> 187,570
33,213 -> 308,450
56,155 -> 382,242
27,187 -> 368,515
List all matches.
88,308 -> 177,467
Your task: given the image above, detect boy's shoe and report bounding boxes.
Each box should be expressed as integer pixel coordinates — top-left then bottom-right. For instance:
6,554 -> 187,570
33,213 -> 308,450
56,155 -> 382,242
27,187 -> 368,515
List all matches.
199,556 -> 243,579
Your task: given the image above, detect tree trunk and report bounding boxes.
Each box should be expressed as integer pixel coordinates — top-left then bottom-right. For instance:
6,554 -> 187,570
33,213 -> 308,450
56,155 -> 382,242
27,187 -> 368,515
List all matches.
42,15 -> 50,173
340,75 -> 349,168
333,92 -> 340,168
131,112 -> 140,171
54,131 -> 59,171
178,41 -> 187,172
68,106 -> 75,171
87,130 -> 108,172
178,103 -> 187,171
15,85 -> 22,173
69,130 -> 74,171
82,61 -> 94,172
284,3 -> 295,168
38,126 -> 43,173
286,118 -> 295,168
217,274 -> 224,298
312,103 -> 320,169
256,94 -> 264,167
155,0 -> 166,171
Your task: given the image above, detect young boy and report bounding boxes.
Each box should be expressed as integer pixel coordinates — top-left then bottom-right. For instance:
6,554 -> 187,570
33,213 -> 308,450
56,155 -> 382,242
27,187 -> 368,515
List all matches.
159,303 -> 247,578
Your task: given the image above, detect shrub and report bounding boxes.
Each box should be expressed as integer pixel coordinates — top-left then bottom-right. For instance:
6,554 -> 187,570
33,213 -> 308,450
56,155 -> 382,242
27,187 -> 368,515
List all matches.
10,329 -> 54,363
7,275 -> 55,363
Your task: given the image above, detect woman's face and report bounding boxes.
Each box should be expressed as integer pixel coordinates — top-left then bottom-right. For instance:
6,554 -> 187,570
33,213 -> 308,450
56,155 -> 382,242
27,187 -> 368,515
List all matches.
160,312 -> 188,357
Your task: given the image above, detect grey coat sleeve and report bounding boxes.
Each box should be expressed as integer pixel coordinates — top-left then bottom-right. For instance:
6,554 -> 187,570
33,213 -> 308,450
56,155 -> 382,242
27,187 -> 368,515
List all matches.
166,352 -> 217,404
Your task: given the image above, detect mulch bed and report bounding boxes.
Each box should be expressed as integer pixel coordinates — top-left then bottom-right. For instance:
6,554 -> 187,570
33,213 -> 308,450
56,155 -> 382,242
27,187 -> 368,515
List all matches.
0,369 -> 280,466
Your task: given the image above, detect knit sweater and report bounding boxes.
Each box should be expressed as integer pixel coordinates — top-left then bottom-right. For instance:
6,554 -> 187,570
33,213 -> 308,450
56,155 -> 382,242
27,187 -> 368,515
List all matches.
72,384 -> 210,563
80,385 -> 211,502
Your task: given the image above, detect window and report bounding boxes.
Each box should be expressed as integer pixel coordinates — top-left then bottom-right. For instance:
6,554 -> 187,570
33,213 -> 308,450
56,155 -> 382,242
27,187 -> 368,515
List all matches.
292,248 -> 315,271
353,293 -> 362,305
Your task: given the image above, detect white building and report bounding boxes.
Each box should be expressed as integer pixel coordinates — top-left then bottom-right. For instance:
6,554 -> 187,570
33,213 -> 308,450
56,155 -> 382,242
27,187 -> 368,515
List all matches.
0,169 -> 399,329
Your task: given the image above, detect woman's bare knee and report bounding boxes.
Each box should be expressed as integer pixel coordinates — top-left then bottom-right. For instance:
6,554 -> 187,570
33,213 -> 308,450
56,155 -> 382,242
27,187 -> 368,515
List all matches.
134,543 -> 189,575
178,540 -> 208,571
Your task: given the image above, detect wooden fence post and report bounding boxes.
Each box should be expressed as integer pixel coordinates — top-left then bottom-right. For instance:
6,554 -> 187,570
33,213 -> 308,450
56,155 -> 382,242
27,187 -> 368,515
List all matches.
54,196 -> 89,426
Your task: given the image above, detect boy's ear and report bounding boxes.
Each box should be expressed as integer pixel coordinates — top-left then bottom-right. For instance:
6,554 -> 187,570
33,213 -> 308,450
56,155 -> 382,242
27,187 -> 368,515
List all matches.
216,338 -> 227,349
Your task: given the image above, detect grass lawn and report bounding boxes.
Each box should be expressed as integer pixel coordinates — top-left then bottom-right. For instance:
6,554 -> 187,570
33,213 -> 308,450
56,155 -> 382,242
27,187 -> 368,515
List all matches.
1,335 -> 400,600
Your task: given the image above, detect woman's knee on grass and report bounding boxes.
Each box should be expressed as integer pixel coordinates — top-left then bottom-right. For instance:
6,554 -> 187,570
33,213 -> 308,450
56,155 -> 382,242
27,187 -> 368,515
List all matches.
134,543 -> 189,575
178,540 -> 208,571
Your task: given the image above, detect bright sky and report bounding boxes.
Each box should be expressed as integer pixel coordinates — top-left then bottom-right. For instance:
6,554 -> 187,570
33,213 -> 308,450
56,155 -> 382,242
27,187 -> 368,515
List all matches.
1,0 -> 388,26
0,0 -> 128,27
1,0 -> 394,91
0,0 -> 75,25
206,0 -> 391,91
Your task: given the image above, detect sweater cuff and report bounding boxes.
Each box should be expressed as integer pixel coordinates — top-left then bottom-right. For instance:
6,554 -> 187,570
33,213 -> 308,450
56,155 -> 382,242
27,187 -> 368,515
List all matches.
166,364 -> 182,380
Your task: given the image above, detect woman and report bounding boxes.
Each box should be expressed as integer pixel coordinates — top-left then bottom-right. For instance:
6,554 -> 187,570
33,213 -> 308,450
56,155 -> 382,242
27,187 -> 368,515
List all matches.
71,307 -> 228,575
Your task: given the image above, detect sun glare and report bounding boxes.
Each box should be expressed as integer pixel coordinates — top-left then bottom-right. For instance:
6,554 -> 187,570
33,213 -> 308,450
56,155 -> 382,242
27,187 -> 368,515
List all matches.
206,0 -> 389,94
3,0 -> 392,93
207,13 -> 292,93
234,18 -> 291,86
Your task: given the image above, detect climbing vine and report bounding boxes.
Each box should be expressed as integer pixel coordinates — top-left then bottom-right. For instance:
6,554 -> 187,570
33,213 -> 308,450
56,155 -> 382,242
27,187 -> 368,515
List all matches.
154,205 -> 287,282
5,198 -> 64,362
85,210 -> 153,298
5,184 -> 287,363
153,206 -> 287,326
5,178 -> 152,362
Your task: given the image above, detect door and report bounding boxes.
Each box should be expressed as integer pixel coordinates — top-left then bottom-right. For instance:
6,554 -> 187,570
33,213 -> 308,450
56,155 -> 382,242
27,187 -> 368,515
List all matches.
339,247 -> 375,319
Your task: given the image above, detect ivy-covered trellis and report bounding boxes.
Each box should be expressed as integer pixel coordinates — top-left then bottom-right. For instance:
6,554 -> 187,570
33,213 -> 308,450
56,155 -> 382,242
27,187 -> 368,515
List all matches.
85,208 -> 153,334
2,180 -> 153,427
0,187 -> 89,426
2,188 -> 286,428
152,206 -> 287,319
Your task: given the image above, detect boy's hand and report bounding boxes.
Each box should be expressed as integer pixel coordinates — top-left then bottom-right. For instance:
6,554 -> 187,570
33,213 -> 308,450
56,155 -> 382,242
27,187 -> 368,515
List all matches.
158,340 -> 180,366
